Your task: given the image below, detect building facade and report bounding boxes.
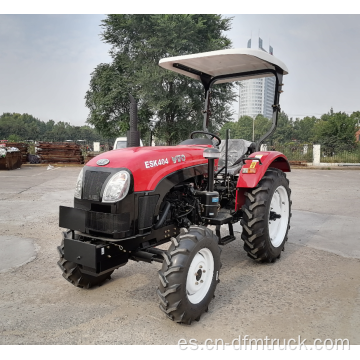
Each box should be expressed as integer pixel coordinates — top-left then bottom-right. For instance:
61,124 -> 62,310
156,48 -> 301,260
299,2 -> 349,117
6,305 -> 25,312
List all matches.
356,129 -> 360,142
238,38 -> 276,120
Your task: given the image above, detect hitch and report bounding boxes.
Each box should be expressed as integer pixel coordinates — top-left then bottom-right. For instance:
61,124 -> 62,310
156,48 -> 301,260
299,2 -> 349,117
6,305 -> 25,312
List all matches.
131,248 -> 170,264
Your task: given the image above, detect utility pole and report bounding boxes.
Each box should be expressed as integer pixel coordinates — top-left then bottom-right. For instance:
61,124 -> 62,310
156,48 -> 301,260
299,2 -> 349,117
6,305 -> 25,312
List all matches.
238,84 -> 241,120
149,120 -> 156,146
252,116 -> 255,142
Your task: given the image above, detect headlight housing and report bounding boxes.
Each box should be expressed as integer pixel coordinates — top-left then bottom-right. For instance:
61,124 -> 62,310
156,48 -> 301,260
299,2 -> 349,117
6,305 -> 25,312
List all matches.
74,168 -> 84,199
102,171 -> 130,203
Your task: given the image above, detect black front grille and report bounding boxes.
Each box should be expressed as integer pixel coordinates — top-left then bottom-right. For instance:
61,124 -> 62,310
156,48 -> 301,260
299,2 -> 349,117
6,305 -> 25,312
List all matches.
138,195 -> 159,229
83,171 -> 111,201
86,211 -> 130,234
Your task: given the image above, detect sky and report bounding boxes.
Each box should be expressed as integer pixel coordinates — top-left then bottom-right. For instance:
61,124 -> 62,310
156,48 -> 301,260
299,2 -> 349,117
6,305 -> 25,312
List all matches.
0,10 -> 360,126
0,14 -> 111,126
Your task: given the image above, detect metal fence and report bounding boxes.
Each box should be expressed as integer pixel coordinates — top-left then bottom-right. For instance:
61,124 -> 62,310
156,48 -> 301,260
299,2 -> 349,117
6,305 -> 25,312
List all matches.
262,144 -> 313,162
263,143 -> 360,164
320,146 -> 360,163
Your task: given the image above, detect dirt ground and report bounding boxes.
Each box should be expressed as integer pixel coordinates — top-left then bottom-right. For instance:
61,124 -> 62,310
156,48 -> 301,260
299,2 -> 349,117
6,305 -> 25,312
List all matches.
0,166 -> 359,345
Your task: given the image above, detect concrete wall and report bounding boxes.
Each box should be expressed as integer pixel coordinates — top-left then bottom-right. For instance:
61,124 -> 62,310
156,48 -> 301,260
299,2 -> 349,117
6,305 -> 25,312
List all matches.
313,144 -> 321,165
311,144 -> 360,167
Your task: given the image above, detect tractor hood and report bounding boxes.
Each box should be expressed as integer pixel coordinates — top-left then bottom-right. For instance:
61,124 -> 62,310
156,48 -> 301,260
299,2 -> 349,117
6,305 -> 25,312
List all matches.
86,145 -> 210,192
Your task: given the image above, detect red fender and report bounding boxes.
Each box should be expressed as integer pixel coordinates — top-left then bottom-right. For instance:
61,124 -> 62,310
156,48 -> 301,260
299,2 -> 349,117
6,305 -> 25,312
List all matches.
235,151 -> 290,211
85,145 -> 212,192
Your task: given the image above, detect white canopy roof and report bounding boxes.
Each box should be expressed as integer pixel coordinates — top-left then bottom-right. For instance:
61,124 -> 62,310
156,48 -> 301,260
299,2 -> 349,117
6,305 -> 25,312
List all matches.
159,48 -> 288,84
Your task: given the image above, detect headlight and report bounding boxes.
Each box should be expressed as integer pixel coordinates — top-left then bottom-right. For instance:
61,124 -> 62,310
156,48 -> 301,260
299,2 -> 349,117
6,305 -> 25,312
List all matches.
74,168 -> 84,199
102,171 -> 130,203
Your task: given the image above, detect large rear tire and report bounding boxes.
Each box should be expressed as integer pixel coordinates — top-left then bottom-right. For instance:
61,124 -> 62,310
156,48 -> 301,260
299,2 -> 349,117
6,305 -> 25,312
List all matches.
157,226 -> 221,324
241,168 -> 291,262
57,231 -> 113,288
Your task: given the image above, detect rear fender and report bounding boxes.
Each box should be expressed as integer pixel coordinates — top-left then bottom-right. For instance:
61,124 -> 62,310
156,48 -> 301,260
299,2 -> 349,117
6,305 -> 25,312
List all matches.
235,151 -> 290,210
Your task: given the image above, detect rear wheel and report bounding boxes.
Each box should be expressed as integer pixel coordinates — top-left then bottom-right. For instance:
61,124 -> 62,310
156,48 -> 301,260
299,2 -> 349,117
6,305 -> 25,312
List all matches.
157,226 -> 221,324
241,168 -> 291,262
57,231 -> 113,288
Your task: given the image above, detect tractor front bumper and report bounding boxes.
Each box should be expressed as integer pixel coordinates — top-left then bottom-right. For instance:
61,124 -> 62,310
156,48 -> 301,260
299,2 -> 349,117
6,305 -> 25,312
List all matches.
59,206 -> 132,239
62,234 -> 129,275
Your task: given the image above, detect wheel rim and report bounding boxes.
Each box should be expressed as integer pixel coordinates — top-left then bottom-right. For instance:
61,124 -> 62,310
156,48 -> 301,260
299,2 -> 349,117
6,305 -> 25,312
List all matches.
268,185 -> 289,247
186,248 -> 214,304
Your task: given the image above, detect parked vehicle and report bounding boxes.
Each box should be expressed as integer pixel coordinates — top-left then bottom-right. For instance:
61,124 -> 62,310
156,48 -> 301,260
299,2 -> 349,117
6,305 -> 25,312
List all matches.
58,48 -> 291,324
113,137 -> 143,149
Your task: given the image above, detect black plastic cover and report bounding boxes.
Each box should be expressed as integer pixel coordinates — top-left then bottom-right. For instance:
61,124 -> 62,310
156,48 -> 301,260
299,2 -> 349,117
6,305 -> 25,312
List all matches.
138,195 -> 159,229
59,206 -> 130,235
59,206 -> 86,233
199,191 -> 219,218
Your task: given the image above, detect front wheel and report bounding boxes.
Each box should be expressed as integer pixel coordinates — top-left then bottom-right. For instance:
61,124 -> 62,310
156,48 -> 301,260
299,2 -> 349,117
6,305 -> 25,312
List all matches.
241,168 -> 291,262
157,226 -> 221,324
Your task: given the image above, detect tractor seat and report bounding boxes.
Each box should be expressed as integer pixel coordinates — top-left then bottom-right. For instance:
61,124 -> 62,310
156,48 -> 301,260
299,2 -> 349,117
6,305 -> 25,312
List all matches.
179,138 -> 214,146
218,139 -> 256,175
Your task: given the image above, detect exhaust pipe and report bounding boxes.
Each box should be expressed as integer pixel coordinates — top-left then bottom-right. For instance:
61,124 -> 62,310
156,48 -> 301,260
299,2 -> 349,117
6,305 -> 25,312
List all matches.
127,94 -> 141,147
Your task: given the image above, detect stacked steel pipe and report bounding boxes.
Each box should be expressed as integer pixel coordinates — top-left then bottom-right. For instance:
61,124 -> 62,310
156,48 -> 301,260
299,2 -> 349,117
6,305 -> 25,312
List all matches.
84,152 -> 98,164
37,142 -> 84,164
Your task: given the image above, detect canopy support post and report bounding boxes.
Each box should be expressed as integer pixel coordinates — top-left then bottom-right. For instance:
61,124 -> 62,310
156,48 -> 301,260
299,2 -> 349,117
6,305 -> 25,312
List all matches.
255,71 -> 283,151
200,74 -> 212,132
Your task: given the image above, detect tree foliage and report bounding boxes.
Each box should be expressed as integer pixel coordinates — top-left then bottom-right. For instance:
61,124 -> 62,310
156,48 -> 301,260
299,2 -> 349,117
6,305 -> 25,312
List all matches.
271,112 -> 294,143
219,109 -> 359,149
0,112 -> 109,143
85,58 -> 154,140
219,114 -> 271,142
292,116 -> 318,143
85,14 -> 236,145
314,110 -> 358,150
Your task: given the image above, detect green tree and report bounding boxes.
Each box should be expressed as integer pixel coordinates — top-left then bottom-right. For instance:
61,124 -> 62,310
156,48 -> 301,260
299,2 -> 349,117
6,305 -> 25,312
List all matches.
220,114 -> 271,142
292,116 -> 318,143
85,59 -> 153,139
8,134 -> 21,142
254,114 -> 271,141
219,115 -> 252,140
219,121 -> 235,139
85,14 -> 236,145
270,111 -> 294,143
314,110 -> 358,150
0,113 -> 109,144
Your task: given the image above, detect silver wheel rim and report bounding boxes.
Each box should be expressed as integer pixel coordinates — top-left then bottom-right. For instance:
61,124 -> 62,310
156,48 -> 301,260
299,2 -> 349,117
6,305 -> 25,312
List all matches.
186,248 -> 214,304
268,185 -> 289,247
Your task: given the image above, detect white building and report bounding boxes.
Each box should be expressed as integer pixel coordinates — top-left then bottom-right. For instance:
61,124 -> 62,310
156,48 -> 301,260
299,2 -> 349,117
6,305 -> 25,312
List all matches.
238,38 -> 276,120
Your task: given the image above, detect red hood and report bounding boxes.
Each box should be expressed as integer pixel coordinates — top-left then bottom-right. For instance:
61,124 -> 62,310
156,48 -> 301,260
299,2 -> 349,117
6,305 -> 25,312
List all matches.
86,145 -> 211,192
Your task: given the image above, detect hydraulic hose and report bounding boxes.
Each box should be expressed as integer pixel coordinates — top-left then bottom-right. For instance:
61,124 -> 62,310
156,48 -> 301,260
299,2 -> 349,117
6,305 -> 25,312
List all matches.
153,201 -> 171,230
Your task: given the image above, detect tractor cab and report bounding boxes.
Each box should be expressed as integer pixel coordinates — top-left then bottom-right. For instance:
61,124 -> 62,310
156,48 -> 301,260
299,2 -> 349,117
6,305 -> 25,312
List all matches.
159,48 -> 288,176
159,48 -> 288,143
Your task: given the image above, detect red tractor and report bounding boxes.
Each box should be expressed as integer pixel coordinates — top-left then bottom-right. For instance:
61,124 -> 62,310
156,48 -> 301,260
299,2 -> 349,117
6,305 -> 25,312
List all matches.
58,49 -> 291,324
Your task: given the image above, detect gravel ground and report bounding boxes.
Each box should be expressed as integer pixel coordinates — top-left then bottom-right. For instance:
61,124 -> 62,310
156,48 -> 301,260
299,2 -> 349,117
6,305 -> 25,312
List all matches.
0,166 -> 359,345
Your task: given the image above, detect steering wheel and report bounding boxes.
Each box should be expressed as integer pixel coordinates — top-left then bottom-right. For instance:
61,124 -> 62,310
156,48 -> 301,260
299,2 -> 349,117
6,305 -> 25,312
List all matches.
190,131 -> 221,146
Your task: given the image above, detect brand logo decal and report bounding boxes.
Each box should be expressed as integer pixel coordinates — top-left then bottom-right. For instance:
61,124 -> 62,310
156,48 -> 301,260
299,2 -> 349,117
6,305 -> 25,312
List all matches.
97,159 -> 110,166
172,155 -> 186,164
145,158 -> 169,168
